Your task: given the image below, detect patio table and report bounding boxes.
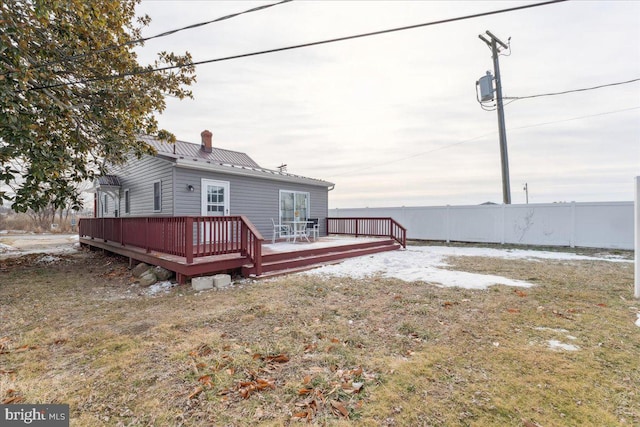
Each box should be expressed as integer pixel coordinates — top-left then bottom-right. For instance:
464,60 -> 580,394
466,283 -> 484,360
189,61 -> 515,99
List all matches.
284,220 -> 312,243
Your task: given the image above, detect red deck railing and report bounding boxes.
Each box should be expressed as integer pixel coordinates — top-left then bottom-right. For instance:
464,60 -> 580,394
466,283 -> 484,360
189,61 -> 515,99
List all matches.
326,217 -> 406,248
78,216 -> 264,274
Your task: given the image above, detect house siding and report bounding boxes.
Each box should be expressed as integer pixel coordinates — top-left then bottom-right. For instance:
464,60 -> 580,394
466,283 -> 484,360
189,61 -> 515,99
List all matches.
174,167 -> 329,238
105,155 -> 175,217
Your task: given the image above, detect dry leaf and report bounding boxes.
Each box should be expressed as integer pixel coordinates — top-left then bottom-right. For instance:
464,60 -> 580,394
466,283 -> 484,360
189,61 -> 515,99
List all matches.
292,411 -> 310,419
330,400 -> 349,418
2,396 -> 24,404
302,375 -> 311,384
304,343 -> 317,353
198,375 -> 213,387
351,366 -> 363,376
267,354 -> 289,363
507,308 -> 520,313
14,344 -> 37,353
255,378 -> 275,390
330,338 -> 340,343
187,386 -> 204,399
298,388 -> 313,395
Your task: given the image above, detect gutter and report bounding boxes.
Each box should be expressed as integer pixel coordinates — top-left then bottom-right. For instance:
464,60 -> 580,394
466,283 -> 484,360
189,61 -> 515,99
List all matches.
174,158 -> 334,188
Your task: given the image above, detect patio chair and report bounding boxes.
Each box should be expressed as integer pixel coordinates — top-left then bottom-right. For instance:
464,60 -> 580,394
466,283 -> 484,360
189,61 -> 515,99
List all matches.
306,218 -> 320,240
271,218 -> 291,244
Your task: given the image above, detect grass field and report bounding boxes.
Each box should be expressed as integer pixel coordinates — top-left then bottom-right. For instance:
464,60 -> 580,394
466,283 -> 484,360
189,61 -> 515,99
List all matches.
0,244 -> 637,426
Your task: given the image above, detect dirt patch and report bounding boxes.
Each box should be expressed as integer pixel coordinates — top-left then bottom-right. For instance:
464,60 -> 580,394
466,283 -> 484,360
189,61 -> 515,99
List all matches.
0,246 -> 637,426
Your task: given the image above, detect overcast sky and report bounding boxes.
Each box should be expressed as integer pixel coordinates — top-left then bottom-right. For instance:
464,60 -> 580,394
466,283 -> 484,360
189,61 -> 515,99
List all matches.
134,0 -> 640,208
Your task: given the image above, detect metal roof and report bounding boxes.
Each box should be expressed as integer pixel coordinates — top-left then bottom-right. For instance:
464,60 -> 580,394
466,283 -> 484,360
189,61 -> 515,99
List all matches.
138,134 -> 334,188
96,175 -> 121,187
138,135 -> 260,168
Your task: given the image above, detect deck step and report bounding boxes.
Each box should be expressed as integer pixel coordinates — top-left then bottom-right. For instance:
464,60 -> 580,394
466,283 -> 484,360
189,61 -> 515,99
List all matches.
243,241 -> 401,277
249,260 -> 345,280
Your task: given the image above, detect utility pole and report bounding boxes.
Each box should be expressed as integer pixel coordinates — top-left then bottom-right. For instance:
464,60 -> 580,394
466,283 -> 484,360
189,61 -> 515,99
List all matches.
479,30 -> 511,204
523,183 -> 529,204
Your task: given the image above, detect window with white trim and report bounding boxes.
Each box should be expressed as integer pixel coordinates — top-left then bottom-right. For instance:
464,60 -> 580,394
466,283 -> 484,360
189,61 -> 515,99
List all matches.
153,181 -> 162,212
124,189 -> 130,214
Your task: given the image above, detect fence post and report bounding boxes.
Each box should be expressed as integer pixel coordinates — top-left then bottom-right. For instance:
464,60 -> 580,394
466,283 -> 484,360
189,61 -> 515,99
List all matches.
501,204 -> 506,245
634,176 -> 639,299
446,205 -> 450,243
570,201 -> 576,248
186,217 -> 193,264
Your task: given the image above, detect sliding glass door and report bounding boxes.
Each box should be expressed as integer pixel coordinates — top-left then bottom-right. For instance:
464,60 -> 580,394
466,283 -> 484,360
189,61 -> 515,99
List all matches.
279,190 -> 309,223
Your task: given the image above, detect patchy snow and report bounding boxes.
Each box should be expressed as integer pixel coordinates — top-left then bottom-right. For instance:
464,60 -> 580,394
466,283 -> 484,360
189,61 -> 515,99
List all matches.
145,281 -> 177,296
548,340 -> 580,351
302,244 -> 631,290
534,327 -> 570,334
35,255 -> 61,264
636,313 -> 640,328
0,242 -> 16,253
421,245 -> 633,263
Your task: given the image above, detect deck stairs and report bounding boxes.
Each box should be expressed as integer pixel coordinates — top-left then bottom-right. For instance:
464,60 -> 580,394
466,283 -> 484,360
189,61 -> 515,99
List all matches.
243,238 -> 401,278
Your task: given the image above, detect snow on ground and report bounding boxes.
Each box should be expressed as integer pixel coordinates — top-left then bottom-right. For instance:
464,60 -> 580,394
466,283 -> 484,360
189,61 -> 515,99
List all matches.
302,243 -> 632,290
0,242 -> 16,253
548,340 -> 580,351
145,281 -> 177,296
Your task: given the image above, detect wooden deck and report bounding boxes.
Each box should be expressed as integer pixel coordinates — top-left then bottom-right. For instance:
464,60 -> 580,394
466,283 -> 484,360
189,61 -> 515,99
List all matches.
79,216 -> 406,283
79,235 -> 401,283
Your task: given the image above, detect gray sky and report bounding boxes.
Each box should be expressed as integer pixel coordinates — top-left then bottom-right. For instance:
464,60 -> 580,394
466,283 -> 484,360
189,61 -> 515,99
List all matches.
135,0 -> 640,208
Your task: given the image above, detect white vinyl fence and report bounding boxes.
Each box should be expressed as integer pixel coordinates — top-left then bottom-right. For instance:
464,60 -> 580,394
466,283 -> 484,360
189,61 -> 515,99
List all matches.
329,201 -> 634,250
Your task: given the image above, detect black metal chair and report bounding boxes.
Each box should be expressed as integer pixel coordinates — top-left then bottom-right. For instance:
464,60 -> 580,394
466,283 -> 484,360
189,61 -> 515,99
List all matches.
306,218 -> 319,240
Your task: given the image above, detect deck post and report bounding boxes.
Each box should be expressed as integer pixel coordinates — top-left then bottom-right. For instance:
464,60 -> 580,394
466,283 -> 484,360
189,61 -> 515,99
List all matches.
185,217 -> 194,264
240,223 -> 248,256
145,217 -> 150,253
254,238 -> 262,276
355,218 -> 359,238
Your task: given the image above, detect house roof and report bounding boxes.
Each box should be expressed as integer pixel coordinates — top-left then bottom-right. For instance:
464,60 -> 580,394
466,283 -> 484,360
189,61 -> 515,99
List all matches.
139,134 -> 260,168
96,175 -> 121,187
138,134 -> 334,188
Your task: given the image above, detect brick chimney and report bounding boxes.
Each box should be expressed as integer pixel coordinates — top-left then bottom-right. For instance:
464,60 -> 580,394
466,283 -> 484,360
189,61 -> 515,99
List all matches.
201,130 -> 212,153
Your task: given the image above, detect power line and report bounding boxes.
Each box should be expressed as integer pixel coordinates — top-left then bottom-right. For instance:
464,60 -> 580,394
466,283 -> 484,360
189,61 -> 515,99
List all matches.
27,0 -> 567,91
330,106 -> 640,178
504,78 -> 640,101
5,0 -> 293,75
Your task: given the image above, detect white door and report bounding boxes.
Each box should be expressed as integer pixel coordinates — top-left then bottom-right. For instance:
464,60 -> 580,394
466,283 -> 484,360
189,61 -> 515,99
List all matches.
201,179 -> 230,243
201,179 -> 230,216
